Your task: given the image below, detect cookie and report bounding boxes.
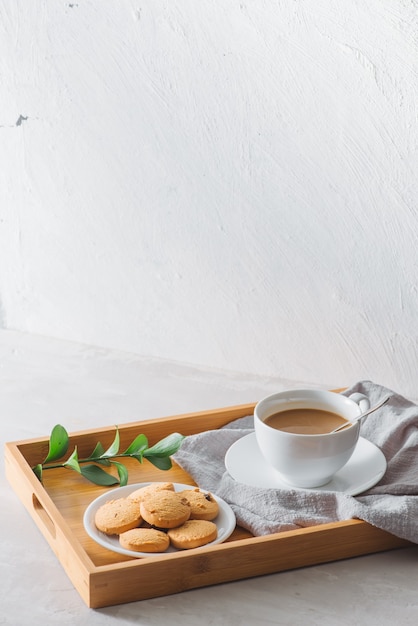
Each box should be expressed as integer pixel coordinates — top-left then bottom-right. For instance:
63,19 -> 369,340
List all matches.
94,497 -> 142,535
179,488 -> 219,520
119,528 -> 170,553
128,482 -> 175,503
167,519 -> 218,549
140,490 -> 191,529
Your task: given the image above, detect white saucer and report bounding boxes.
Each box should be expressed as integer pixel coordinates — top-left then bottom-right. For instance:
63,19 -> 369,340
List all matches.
83,482 -> 236,558
224,434 -> 387,496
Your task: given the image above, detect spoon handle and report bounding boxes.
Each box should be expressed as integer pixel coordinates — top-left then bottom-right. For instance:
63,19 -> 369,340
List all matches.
331,395 -> 391,433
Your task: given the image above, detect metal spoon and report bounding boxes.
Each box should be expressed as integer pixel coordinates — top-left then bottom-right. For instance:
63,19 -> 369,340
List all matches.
330,395 -> 391,433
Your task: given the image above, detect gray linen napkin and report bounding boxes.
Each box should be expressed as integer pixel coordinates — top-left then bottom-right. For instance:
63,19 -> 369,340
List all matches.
173,381 -> 418,543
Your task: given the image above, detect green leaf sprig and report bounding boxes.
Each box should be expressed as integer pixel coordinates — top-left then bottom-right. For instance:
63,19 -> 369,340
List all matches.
32,424 -> 185,487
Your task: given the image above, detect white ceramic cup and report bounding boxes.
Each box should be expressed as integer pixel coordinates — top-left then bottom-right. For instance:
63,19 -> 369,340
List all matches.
254,389 -> 370,488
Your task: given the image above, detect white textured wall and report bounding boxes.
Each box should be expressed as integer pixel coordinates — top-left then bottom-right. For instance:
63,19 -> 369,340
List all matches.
1,1 -> 418,397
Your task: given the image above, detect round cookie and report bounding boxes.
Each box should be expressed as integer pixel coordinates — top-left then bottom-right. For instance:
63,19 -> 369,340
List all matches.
167,519 -> 218,549
140,490 -> 191,529
128,482 -> 175,503
119,528 -> 170,553
94,497 -> 142,535
179,488 -> 219,521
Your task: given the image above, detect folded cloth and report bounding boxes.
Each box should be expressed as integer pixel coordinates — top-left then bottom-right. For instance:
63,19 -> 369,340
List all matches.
173,380 -> 418,543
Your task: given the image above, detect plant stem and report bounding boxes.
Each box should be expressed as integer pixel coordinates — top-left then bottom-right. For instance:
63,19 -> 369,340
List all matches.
41,452 -> 139,471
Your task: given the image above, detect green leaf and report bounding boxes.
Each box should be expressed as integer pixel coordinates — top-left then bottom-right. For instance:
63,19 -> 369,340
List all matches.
88,441 -> 105,459
79,464 -> 120,486
143,433 -> 185,458
43,424 -> 69,463
64,447 -> 81,473
102,428 -> 120,457
33,464 -> 43,481
94,458 -> 112,467
131,453 -> 144,464
111,461 -> 129,487
123,433 -> 148,455
144,455 -> 173,471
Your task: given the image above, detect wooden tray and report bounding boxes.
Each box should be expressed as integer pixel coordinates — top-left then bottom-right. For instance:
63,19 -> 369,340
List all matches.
5,402 -> 411,608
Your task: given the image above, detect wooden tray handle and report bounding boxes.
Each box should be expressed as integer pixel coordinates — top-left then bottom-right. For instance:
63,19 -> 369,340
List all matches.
32,494 -> 57,540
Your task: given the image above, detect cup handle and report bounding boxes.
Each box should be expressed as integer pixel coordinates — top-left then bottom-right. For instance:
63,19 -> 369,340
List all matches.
348,392 -> 370,412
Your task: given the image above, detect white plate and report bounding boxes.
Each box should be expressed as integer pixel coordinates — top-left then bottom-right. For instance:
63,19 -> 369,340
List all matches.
225,434 -> 387,496
83,482 -> 236,558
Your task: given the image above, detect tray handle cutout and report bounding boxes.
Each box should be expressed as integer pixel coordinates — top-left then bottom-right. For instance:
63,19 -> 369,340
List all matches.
32,494 -> 56,540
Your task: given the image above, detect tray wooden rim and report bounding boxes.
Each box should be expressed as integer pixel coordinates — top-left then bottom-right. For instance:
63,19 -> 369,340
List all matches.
5,401 -> 411,608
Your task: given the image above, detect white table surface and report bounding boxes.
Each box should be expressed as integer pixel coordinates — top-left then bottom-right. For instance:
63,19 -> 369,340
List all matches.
2,329 -> 417,625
